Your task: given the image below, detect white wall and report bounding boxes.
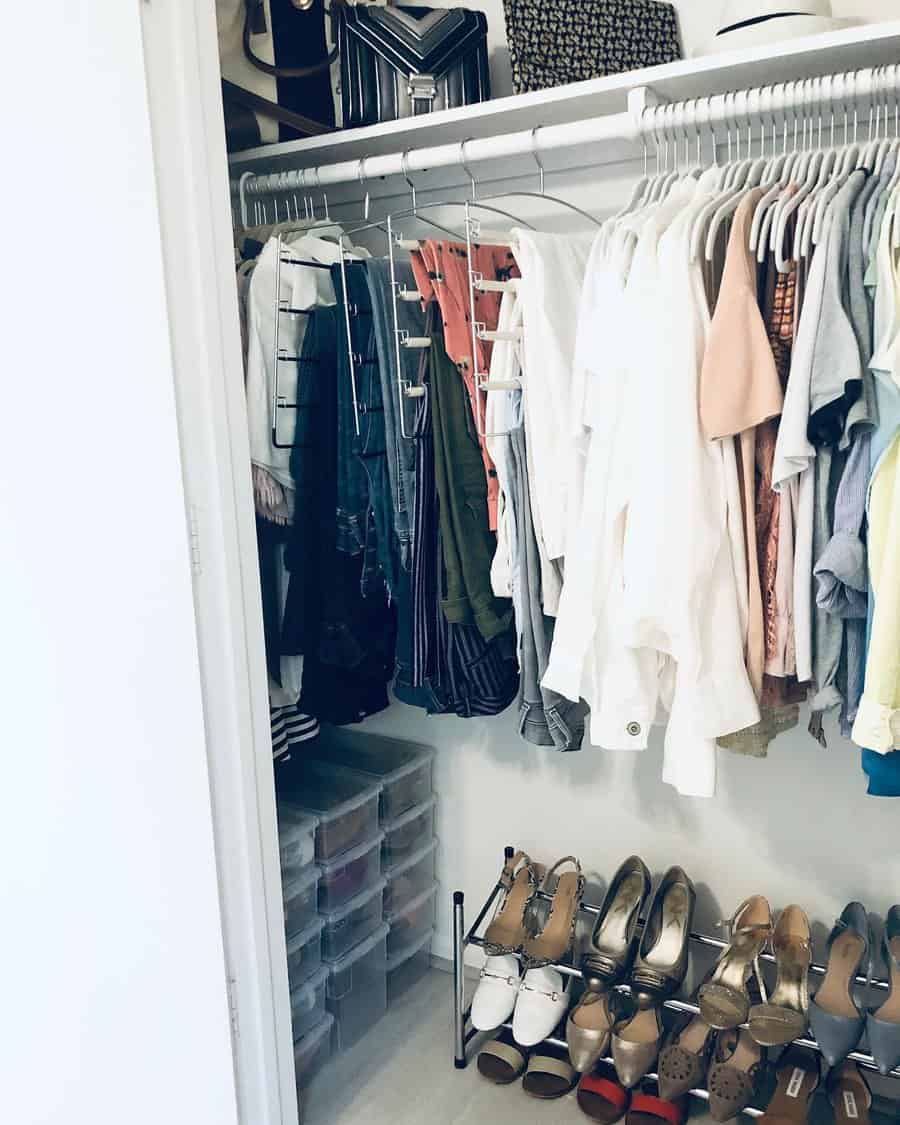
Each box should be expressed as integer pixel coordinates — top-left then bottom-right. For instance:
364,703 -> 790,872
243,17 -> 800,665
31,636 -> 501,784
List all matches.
411,0 -> 900,97
0,5 -> 239,1124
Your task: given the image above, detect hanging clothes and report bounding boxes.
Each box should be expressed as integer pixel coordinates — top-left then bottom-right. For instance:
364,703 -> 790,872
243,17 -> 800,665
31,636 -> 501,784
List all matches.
513,230 -> 594,583
410,240 -> 520,532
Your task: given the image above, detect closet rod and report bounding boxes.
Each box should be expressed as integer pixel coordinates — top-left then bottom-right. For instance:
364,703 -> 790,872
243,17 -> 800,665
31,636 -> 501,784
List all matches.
236,63 -> 898,203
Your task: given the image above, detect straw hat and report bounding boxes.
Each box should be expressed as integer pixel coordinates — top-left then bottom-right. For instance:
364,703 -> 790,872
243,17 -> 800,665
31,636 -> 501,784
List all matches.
698,1 -> 856,55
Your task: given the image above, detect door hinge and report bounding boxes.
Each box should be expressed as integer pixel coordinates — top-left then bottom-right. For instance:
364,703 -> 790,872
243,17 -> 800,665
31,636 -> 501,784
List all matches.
188,504 -> 203,577
227,975 -> 240,1040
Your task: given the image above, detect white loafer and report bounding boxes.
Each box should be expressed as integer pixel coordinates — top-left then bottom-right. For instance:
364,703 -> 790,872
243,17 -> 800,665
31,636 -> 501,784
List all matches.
471,955 -> 522,1032
512,966 -> 570,1047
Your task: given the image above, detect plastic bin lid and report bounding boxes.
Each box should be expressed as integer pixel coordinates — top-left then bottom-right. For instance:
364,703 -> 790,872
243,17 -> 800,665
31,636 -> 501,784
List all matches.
382,794 -> 437,834
386,927 -> 435,972
277,760 -> 383,826
294,1011 -> 334,1057
277,802 -> 320,836
384,836 -> 437,879
318,830 -> 385,875
384,879 -> 438,925
320,877 -> 387,927
324,922 -> 389,974
282,863 -> 321,898
290,963 -> 328,1005
313,728 -> 435,785
286,915 -> 325,955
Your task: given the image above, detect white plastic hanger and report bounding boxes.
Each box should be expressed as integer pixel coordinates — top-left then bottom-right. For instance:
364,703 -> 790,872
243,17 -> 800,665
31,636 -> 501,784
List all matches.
809,72 -> 863,249
704,89 -> 770,261
750,83 -> 799,257
690,89 -> 746,260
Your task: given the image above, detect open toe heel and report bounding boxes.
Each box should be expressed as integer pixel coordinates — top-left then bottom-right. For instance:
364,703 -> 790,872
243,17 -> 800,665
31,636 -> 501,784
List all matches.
699,895 -> 772,1031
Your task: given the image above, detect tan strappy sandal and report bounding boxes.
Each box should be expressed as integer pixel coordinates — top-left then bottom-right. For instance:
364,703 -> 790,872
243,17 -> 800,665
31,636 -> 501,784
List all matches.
699,895 -> 773,1030
520,856 -> 585,967
749,905 -> 812,1046
482,851 -> 541,956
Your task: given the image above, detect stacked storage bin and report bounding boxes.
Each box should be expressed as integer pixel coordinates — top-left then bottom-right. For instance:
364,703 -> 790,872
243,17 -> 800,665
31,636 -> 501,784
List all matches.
310,730 -> 438,1010
277,801 -> 335,1090
278,757 -> 389,1055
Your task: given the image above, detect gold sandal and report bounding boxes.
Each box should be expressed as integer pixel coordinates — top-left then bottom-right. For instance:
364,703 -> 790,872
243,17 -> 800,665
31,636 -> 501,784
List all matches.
749,905 -> 811,1046
699,895 -> 773,1030
520,856 -> 584,966
482,850 -> 541,956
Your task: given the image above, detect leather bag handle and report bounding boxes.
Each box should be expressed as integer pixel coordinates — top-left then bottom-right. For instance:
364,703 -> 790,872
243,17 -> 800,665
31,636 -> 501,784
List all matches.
221,78 -> 332,137
242,0 -> 347,79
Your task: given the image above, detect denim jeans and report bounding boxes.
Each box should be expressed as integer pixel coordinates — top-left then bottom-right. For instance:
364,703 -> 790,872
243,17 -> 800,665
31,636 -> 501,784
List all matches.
331,262 -> 376,560
509,425 -> 587,751
366,259 -> 421,572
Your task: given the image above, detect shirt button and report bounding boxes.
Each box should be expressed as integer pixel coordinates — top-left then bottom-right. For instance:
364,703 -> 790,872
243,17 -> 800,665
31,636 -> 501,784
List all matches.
627,722 -> 641,737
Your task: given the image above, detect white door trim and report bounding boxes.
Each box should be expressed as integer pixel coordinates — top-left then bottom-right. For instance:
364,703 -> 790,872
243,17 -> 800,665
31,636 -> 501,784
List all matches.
139,3 -> 296,1124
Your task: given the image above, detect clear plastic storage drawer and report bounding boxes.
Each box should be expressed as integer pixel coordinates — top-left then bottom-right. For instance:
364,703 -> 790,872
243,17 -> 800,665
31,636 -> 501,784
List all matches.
290,964 -> 328,1043
311,728 -> 434,822
381,795 -> 436,868
318,831 -> 384,913
277,759 -> 382,862
321,877 -> 386,962
277,803 -> 319,883
326,923 -> 389,1051
385,880 -> 437,957
293,1012 -> 333,1090
283,864 -> 320,939
387,927 -> 434,1006
382,837 -> 437,916
286,916 -> 324,988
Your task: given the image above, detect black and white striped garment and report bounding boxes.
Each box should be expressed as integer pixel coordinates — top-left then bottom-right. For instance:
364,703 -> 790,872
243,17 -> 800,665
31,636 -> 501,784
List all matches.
270,705 -> 320,761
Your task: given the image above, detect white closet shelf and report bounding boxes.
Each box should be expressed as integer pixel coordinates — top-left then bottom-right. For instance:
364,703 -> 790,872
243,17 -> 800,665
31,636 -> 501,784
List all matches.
229,20 -> 900,179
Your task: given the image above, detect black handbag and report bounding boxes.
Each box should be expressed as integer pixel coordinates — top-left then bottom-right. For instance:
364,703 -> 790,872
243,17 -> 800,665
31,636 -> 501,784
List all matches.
502,0 -> 681,96
336,4 -> 491,129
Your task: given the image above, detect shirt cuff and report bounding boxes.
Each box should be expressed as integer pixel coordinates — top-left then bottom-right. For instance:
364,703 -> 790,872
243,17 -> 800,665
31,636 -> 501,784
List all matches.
852,696 -> 900,754
589,708 -> 651,752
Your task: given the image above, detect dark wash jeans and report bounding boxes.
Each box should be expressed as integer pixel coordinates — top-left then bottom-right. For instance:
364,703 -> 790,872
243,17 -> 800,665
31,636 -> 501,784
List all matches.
366,258 -> 422,574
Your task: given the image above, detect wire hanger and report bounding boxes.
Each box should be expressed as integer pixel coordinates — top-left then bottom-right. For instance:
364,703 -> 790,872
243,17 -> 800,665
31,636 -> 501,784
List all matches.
461,127 -> 603,233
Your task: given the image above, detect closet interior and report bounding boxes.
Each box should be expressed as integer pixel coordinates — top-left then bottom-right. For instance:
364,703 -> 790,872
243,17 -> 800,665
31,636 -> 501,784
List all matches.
224,21 -> 900,1125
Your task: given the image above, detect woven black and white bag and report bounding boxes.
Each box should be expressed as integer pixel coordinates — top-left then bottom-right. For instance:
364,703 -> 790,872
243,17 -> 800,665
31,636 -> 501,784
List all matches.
502,0 -> 681,95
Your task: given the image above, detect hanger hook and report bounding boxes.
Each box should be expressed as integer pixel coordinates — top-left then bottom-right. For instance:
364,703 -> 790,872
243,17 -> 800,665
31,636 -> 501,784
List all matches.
678,100 -> 689,169
688,98 -> 701,166
400,149 -> 417,214
651,103 -> 663,174
639,104 -> 650,177
530,126 -> 546,194
297,168 -> 308,219
705,94 -> 716,166
460,137 -> 477,199
357,156 -> 370,222
312,167 -> 329,221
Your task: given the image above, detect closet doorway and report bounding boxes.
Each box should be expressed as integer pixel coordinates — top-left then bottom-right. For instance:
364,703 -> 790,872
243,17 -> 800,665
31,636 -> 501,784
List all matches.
139,5 -> 900,1125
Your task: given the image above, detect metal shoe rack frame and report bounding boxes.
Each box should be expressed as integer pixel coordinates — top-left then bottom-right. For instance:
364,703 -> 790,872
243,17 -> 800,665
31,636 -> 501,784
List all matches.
451,848 -> 900,1117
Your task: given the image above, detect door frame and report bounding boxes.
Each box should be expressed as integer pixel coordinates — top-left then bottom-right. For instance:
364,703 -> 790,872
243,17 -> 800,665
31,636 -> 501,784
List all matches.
139,3 -> 295,1124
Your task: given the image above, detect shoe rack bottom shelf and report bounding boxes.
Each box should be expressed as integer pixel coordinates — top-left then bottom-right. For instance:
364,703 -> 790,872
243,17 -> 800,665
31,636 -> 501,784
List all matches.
450,855 -> 900,1114
498,1026 -> 763,1118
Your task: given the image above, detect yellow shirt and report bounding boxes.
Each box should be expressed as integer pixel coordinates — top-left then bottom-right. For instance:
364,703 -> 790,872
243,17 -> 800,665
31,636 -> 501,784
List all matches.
853,431 -> 900,753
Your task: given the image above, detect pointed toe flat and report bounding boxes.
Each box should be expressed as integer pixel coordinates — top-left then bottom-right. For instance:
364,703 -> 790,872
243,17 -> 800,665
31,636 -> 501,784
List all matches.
611,1007 -> 662,1089
567,990 -> 615,1074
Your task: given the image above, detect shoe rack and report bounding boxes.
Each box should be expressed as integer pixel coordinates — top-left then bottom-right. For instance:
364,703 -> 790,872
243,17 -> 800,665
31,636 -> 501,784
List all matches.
450,848 -> 900,1116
